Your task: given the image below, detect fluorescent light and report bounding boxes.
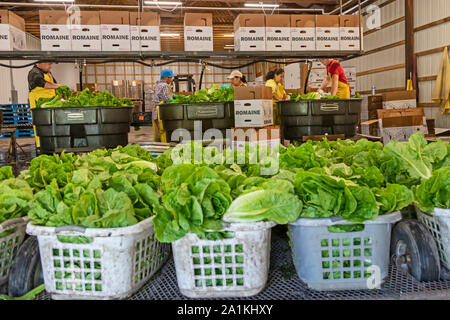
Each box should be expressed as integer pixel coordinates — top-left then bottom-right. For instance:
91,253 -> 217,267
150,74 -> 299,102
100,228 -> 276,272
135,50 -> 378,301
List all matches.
160,33 -> 180,37
224,45 -> 234,48
144,1 -> 182,5
34,0 -> 74,2
223,34 -> 234,37
244,3 -> 279,8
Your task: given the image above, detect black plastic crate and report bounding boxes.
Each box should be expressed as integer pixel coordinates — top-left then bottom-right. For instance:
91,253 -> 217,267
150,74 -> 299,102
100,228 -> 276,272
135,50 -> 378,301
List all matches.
32,106 -> 132,154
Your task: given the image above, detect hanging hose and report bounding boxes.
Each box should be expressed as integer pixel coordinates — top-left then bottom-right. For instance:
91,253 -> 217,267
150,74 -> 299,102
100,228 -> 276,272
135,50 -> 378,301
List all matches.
198,62 -> 206,90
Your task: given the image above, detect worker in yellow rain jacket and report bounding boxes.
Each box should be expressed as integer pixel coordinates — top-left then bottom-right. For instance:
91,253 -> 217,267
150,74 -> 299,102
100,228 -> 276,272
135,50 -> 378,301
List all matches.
318,58 -> 351,99
265,68 -> 288,125
28,62 -> 62,148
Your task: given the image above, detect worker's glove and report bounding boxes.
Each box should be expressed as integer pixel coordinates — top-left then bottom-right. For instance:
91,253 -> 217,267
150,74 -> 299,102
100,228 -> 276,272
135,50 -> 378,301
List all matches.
172,94 -> 178,99
221,84 -> 230,89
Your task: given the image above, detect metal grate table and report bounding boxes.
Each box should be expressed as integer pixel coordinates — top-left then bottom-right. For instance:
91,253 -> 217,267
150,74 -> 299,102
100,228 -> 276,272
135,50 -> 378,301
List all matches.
36,228 -> 450,300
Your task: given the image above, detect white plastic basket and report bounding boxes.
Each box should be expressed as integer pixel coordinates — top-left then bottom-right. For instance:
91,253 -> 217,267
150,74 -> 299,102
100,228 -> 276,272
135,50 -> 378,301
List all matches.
417,207 -> 450,270
26,216 -> 170,300
0,217 -> 28,285
288,212 -> 401,291
172,221 -> 276,298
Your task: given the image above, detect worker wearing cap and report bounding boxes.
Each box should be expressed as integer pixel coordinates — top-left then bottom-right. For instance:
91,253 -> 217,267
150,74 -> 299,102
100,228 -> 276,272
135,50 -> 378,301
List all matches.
228,70 -> 248,87
318,58 -> 351,99
152,69 -> 174,142
28,62 -> 62,148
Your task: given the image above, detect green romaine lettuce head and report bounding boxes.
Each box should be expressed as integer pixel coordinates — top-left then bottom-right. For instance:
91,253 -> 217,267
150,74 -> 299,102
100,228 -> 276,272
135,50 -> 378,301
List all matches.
55,85 -> 72,100
294,169 -> 380,222
290,92 -> 321,101
168,85 -> 234,104
373,183 -> 414,215
413,166 -> 450,213
380,132 -> 448,186
0,166 -> 14,181
27,145 -> 160,228
36,88 -> 132,108
0,178 -> 33,223
223,179 -> 303,224
154,165 -> 233,242
279,142 -> 327,170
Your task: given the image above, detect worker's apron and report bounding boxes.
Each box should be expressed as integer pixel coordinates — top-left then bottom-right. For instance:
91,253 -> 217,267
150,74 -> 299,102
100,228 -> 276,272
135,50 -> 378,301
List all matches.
29,72 -> 56,148
154,86 -> 173,142
328,72 -> 351,99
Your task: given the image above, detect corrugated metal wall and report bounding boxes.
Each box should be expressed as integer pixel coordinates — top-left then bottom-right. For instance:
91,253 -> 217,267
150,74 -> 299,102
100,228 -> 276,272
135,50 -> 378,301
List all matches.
414,0 -> 450,128
343,0 -> 406,93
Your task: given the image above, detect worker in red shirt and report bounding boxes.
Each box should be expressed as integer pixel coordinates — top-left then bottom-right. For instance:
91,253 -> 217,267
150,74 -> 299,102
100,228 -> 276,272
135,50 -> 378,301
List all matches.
318,58 -> 351,99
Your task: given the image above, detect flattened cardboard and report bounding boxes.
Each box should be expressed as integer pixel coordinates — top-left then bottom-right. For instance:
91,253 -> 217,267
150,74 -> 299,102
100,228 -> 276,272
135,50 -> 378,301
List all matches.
70,11 -> 101,51
39,10 -> 71,51
382,90 -> 416,101
381,115 -> 425,128
315,15 -> 339,51
291,15 -> 315,51
234,86 -> 272,100
377,107 -> 424,119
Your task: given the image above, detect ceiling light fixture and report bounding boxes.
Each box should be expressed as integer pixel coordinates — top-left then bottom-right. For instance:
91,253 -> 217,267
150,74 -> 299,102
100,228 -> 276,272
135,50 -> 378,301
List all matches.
223,34 -> 234,37
34,0 -> 75,2
144,1 -> 183,5
244,3 -> 279,8
160,33 -> 180,37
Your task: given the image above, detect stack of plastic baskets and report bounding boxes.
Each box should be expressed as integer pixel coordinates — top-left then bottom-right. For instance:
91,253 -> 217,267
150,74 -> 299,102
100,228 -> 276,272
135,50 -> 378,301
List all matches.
417,207 -> 450,269
172,221 -> 275,298
288,212 -> 401,291
0,104 -> 34,138
0,217 -> 28,286
26,217 -> 170,300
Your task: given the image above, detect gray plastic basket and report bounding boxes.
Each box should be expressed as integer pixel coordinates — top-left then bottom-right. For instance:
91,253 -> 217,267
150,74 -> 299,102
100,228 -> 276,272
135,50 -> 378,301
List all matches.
0,217 -> 28,285
288,212 -> 401,291
417,207 -> 450,270
172,221 -> 275,298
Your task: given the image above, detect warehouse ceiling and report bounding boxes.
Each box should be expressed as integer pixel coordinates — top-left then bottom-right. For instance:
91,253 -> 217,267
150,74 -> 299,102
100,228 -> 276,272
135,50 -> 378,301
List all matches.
0,0 -> 367,51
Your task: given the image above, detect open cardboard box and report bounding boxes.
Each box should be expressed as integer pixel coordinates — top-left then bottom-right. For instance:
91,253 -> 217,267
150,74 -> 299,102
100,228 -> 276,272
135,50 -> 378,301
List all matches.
265,15 -> 290,51
234,14 -> 266,51
382,90 -> 417,109
361,107 -> 428,144
184,13 -> 213,51
39,10 -> 72,51
129,11 -> 160,51
0,10 -> 26,50
291,15 -> 315,51
70,11 -> 101,51
234,86 -> 273,128
100,11 -> 131,51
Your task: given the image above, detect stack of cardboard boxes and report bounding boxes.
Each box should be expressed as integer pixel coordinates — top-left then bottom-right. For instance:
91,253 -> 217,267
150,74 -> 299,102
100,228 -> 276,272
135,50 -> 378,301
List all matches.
234,14 -> 362,52
184,13 -> 213,51
308,60 -> 357,92
232,86 -> 280,150
0,10 -> 26,51
361,90 -> 430,144
39,10 -> 163,52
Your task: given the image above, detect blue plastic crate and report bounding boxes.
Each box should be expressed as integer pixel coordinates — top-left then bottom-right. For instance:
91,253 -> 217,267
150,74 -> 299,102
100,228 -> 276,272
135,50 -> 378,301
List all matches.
1,104 -> 34,138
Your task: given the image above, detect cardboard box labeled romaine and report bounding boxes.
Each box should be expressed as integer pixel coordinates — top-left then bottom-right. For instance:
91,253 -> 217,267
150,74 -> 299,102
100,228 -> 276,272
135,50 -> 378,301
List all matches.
130,12 -> 160,51
0,10 -> 26,50
100,11 -> 130,51
184,13 -> 213,51
234,86 -> 273,127
340,15 -> 362,51
39,10 -> 71,51
70,11 -> 101,51
234,14 -> 265,51
315,15 -> 339,51
291,15 -> 315,51
382,90 -> 417,109
265,15 -> 290,51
